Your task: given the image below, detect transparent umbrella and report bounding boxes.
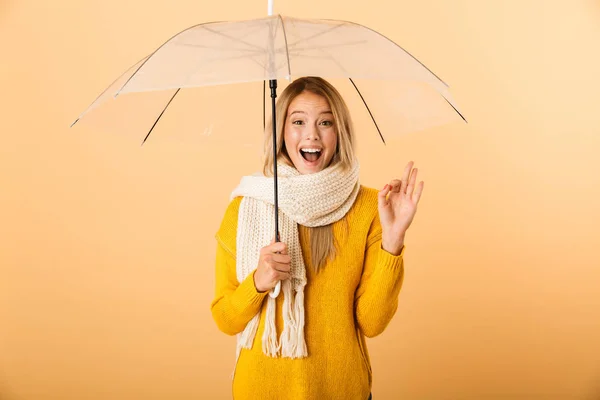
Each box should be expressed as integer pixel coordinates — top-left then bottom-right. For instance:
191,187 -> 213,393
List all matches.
71,4 -> 466,297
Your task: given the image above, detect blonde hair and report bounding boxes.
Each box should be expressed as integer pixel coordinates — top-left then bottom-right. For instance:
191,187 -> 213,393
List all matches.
262,77 -> 356,272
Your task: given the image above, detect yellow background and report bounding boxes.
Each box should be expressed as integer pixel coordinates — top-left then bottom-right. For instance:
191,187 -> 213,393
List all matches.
2,0 -> 600,399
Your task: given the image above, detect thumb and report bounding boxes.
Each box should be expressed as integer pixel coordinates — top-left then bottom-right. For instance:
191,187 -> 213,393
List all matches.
378,184 -> 390,207
271,233 -> 281,244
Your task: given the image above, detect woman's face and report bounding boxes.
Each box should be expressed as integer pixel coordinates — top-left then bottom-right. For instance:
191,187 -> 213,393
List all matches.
283,91 -> 338,175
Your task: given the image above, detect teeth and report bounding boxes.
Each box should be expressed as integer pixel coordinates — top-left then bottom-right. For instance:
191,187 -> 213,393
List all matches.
301,149 -> 321,153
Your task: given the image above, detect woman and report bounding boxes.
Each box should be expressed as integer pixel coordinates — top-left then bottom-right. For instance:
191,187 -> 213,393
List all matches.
211,77 -> 424,399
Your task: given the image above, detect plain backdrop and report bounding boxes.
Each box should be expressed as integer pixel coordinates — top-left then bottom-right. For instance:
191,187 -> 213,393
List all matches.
1,0 -> 599,399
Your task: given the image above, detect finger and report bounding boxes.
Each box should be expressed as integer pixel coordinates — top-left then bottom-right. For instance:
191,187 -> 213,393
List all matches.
406,168 -> 418,197
400,161 -> 413,193
267,269 -> 286,283
273,244 -> 288,255
271,241 -> 288,254
262,238 -> 277,252
413,181 -> 424,203
273,263 -> 291,273
275,271 -> 291,281
266,252 -> 290,265
389,179 -> 402,193
271,253 -> 291,264
270,265 -> 290,277
265,256 -> 290,273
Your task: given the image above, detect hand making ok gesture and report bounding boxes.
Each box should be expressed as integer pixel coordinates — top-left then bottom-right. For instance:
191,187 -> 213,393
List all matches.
378,161 -> 424,255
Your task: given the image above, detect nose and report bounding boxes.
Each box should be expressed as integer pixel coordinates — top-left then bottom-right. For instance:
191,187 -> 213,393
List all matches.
306,123 -> 320,141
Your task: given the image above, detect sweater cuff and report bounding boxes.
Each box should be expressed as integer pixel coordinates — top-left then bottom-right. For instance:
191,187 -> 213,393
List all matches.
378,244 -> 405,270
236,270 -> 269,307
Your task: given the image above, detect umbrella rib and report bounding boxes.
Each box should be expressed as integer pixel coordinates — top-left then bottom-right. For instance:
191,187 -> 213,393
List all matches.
176,23 -> 282,78
114,19 -> 232,97
174,44 -> 268,87
278,15 -> 292,78
93,20 -> 351,101
201,51 -> 269,73
300,31 -> 351,76
77,18 -> 263,110
271,18 -> 347,75
70,55 -> 150,126
265,16 -> 278,77
200,25 -> 269,52
181,21 -> 267,53
277,25 -> 348,74
286,40 -> 367,53
285,21 -> 345,48
270,42 -> 369,72
122,51 -> 270,92
349,78 -> 386,145
324,18 -> 449,88
141,88 -> 181,146
442,95 -> 468,123
174,42 -> 265,54
114,18 -> 295,98
173,44 -> 269,72
298,36 -> 386,143
159,22 -> 272,74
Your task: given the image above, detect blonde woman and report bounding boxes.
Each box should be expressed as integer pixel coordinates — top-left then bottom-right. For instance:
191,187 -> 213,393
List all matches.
211,77 -> 424,399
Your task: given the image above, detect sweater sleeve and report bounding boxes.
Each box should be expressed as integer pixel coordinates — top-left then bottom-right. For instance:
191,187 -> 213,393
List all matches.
354,210 -> 405,338
210,197 -> 269,336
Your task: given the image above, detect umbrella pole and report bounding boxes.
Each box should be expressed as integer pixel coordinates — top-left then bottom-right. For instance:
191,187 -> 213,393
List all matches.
269,79 -> 280,243
269,79 -> 282,299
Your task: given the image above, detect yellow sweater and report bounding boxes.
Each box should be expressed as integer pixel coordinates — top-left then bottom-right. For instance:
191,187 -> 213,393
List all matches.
211,185 -> 405,399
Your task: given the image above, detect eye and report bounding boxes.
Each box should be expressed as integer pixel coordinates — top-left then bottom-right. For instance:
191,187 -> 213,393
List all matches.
292,120 -> 304,125
320,120 -> 333,126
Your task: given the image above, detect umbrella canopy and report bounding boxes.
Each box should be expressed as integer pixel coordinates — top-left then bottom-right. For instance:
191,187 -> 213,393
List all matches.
72,15 -> 464,132
71,14 -> 466,298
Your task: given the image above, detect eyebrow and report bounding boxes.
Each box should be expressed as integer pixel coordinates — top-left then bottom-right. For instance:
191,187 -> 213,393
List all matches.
288,110 -> 333,116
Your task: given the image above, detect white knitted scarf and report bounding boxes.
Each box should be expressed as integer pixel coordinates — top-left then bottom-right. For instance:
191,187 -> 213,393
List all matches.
230,160 -> 360,360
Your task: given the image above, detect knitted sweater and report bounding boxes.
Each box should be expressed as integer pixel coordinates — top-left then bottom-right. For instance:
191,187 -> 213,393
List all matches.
210,185 -> 405,399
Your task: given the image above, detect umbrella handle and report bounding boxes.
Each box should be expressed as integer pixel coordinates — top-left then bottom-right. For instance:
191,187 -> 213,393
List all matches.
269,281 -> 281,298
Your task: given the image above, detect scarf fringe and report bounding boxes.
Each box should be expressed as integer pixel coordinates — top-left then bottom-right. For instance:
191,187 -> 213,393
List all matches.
292,287 -> 308,358
280,279 -> 296,357
262,296 -> 280,357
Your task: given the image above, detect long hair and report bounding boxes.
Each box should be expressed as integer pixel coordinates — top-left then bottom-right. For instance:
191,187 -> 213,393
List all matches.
262,77 -> 356,272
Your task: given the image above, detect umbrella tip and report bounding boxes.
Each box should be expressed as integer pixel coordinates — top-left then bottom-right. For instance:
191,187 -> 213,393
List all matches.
70,118 -> 79,128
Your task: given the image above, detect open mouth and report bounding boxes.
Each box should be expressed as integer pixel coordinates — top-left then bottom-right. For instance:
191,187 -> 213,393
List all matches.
300,149 -> 322,163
